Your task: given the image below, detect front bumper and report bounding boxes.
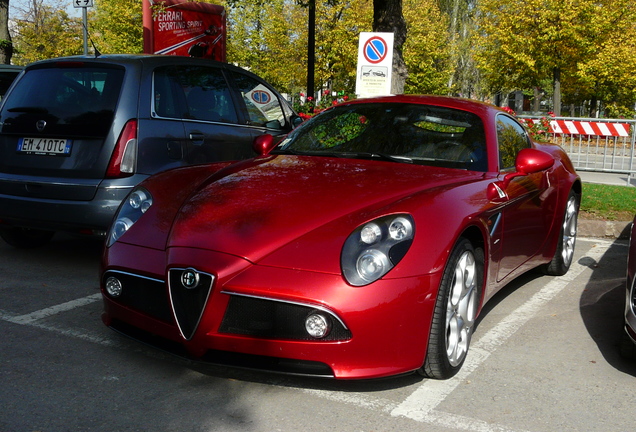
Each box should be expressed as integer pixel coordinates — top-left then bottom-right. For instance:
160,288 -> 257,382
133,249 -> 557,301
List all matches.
102,243 -> 441,379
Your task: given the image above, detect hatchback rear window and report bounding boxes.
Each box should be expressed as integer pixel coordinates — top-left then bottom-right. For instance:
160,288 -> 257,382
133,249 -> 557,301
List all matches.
1,64 -> 125,137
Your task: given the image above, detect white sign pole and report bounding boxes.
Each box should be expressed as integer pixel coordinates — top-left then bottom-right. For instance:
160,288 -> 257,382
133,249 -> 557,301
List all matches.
355,32 -> 394,98
73,0 -> 94,55
82,7 -> 88,55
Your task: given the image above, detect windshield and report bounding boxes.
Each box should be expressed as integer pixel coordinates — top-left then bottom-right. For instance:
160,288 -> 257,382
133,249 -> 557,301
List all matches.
276,102 -> 488,171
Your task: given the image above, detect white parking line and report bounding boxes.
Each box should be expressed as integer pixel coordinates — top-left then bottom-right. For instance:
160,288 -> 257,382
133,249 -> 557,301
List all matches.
3,293 -> 102,325
0,293 -> 117,346
389,241 -> 610,430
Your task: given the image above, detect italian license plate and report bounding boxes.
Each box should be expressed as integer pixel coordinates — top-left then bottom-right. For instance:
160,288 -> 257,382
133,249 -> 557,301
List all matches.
17,137 -> 72,156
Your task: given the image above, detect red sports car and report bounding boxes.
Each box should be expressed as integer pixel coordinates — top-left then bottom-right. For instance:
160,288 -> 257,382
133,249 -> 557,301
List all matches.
101,95 -> 581,380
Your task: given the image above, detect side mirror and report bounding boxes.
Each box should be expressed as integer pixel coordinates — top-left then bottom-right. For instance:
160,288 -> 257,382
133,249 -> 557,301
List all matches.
502,148 -> 554,187
489,148 -> 555,202
253,133 -> 277,156
291,115 -> 304,128
515,148 -> 555,174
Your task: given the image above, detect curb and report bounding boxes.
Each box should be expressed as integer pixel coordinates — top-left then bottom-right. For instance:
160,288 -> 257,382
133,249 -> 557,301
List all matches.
578,219 -> 632,239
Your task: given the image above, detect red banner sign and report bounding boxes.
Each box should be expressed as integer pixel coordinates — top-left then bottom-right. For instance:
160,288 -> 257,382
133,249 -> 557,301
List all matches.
143,0 -> 226,61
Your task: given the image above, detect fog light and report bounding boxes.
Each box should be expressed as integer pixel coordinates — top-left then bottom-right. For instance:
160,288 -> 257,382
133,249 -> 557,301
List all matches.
105,276 -> 123,298
305,313 -> 331,339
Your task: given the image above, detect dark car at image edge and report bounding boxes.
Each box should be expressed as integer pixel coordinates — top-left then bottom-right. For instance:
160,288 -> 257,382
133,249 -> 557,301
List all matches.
621,215 -> 636,359
0,54 -> 299,248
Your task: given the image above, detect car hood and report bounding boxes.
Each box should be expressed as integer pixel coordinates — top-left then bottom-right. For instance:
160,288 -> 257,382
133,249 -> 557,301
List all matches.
168,155 -> 482,264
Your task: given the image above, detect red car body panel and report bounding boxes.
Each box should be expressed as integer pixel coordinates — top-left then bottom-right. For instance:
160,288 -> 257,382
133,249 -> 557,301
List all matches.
101,95 -> 581,379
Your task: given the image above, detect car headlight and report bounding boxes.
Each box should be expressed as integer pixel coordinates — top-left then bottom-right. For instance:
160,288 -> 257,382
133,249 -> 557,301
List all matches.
341,214 -> 414,286
107,187 -> 153,247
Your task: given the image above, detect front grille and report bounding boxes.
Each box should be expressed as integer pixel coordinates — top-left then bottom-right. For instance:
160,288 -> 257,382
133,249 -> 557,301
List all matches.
219,294 -> 351,341
103,271 -> 172,323
168,268 -> 215,340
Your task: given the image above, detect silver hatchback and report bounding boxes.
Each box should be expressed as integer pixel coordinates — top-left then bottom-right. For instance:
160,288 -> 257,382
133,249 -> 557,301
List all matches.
0,55 -> 298,247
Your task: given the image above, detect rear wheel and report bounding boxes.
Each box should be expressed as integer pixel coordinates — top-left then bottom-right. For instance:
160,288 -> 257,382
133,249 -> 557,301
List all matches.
542,190 -> 579,276
0,227 -> 55,248
420,238 -> 483,379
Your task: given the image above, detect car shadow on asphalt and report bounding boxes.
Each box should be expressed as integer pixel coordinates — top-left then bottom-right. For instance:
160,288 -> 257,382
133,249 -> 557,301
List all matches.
578,239 -> 636,377
0,232 -> 104,262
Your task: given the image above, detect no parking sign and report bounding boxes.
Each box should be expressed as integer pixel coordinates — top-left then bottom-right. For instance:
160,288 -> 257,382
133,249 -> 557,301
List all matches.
355,32 -> 394,98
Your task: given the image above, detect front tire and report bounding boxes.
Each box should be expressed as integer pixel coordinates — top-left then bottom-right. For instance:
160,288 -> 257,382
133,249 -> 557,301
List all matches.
542,190 -> 579,276
420,238 -> 484,379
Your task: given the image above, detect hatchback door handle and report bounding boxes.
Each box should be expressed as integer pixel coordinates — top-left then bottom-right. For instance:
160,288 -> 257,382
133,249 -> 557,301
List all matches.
189,133 -> 205,145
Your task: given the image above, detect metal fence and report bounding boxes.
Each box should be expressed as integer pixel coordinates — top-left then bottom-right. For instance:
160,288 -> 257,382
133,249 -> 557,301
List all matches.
519,115 -> 636,186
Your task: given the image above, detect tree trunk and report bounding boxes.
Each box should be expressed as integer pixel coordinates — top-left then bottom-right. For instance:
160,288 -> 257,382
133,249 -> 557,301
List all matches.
0,0 -> 13,64
552,67 -> 561,116
307,0 -> 315,102
373,0 -> 407,94
533,87 -> 541,113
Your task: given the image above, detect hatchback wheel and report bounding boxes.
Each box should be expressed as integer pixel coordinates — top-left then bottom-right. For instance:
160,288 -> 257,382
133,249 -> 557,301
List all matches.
0,227 -> 55,248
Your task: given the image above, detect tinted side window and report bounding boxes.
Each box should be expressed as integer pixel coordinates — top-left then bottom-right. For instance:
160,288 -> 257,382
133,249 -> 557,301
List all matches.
0,71 -> 20,99
230,71 -> 285,129
153,66 -> 238,124
497,114 -> 530,170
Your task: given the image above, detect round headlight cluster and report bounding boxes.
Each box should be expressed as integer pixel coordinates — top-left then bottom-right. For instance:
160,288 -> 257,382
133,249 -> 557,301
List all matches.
341,214 -> 415,286
129,189 -> 152,212
107,187 -> 153,247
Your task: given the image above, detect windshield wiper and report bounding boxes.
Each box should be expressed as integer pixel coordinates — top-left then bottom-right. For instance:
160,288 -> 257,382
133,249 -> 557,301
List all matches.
353,152 -> 413,163
271,149 -> 413,163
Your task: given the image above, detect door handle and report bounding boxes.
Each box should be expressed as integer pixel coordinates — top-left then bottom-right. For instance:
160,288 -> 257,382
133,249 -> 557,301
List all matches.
189,133 -> 205,145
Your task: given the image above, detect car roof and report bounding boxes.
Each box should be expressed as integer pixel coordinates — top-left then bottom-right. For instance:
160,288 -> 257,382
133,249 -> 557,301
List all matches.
342,94 -> 503,117
23,54 -> 241,72
0,64 -> 23,71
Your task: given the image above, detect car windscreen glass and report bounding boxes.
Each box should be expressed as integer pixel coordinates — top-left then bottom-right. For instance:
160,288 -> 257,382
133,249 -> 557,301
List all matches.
0,65 -> 125,137
276,103 -> 487,171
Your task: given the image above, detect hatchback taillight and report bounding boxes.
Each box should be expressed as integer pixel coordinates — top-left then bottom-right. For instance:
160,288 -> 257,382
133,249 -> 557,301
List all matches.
106,120 -> 138,178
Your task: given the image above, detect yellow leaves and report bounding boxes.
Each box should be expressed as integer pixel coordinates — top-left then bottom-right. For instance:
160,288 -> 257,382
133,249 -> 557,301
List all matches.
402,0 -> 451,93
474,0 -> 636,101
91,0 -> 144,53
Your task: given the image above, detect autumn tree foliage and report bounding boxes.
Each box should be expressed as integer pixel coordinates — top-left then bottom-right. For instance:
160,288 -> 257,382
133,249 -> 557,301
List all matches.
474,0 -> 636,116
91,0 -> 144,54
226,0 -> 450,96
11,0 -> 83,64
5,0 -> 636,116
